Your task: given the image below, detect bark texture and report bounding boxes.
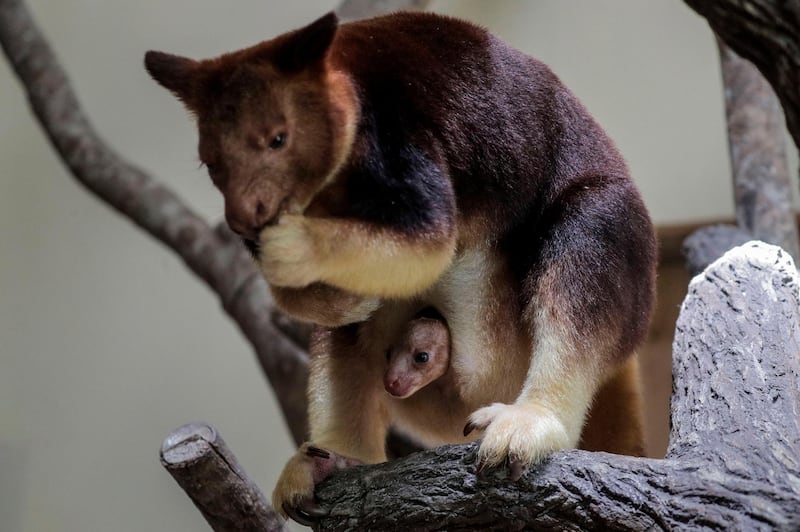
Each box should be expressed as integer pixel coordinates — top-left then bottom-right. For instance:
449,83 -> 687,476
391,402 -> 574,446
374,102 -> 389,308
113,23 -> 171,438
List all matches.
161,423 -> 287,532
311,242 -> 800,531
717,39 -> 799,261
682,224 -> 753,276
684,0 -> 800,150
684,28 -> 799,274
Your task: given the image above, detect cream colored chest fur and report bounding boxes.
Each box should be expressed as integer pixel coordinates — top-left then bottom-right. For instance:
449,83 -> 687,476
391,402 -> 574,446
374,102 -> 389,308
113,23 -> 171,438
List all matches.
363,248 -> 532,446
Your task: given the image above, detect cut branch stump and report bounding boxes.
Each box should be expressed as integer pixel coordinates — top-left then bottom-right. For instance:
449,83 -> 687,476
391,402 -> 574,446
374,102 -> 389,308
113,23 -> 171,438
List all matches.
160,423 -> 288,532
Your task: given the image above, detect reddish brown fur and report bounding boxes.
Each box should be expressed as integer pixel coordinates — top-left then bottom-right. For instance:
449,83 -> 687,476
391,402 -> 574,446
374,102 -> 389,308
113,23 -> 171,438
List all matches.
145,11 -> 657,521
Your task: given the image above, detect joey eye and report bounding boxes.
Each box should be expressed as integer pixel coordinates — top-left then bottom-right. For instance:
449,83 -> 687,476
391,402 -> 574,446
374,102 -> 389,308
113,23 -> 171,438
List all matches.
385,349 -> 391,361
414,352 -> 430,364
269,132 -> 287,150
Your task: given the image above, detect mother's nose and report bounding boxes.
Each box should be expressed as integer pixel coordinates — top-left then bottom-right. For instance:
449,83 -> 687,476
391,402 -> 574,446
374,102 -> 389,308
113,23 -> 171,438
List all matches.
225,194 -> 270,241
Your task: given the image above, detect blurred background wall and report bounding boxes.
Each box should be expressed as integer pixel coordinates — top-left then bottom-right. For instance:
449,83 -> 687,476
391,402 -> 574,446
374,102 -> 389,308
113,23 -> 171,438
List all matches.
0,1 -> 797,531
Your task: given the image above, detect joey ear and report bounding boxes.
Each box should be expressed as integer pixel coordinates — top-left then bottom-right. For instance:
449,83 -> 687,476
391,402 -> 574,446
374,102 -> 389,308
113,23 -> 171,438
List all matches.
273,12 -> 338,72
144,51 -> 199,107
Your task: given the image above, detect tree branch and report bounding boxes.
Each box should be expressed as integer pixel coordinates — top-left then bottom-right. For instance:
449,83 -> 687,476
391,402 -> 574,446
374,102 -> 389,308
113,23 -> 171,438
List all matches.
161,423 -> 288,532
683,0 -> 800,151
312,242 -> 800,530
717,39 -> 799,261
682,224 -> 753,276
683,25 -> 799,273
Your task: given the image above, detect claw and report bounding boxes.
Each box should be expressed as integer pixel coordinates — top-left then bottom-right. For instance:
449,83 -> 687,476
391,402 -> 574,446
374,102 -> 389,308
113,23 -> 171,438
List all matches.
283,503 -> 316,527
476,458 -> 486,474
283,501 -> 329,526
300,502 -> 330,518
306,445 -> 331,459
463,421 -> 476,437
508,455 -> 525,481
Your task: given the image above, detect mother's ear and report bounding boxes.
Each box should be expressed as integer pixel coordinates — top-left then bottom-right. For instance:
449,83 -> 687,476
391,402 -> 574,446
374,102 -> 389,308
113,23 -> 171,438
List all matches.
144,51 -> 199,108
273,12 -> 339,72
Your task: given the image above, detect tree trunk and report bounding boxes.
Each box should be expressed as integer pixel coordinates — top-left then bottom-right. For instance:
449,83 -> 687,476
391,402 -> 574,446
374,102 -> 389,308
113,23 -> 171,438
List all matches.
683,29 -> 799,274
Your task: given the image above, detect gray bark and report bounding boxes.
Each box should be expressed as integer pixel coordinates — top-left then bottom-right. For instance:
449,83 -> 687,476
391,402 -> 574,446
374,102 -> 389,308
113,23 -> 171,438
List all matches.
684,31 -> 799,274
312,242 -> 800,531
717,39 -> 799,262
682,224 -> 753,276
161,423 -> 287,532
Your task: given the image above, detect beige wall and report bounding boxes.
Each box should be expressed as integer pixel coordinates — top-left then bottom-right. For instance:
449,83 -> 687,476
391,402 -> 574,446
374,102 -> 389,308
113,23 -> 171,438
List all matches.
0,1 -> 796,531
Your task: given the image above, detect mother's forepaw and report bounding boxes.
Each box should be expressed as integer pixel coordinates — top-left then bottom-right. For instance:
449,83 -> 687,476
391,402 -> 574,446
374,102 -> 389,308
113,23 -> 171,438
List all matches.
466,402 -> 571,478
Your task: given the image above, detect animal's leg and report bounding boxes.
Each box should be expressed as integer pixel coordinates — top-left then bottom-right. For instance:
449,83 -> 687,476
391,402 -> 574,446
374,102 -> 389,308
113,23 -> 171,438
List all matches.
466,180 -> 655,476
272,327 -> 389,522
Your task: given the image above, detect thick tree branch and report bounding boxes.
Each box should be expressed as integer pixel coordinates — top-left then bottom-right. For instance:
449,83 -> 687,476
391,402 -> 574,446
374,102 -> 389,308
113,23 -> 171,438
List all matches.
683,0 -> 800,151
717,39 -> 799,261
0,0 -> 310,445
683,224 -> 753,276
684,31 -> 799,273
312,242 -> 800,530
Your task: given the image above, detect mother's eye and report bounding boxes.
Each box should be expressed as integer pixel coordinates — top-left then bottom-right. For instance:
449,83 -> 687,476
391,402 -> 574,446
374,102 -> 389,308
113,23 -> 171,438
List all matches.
414,352 -> 430,364
269,132 -> 287,150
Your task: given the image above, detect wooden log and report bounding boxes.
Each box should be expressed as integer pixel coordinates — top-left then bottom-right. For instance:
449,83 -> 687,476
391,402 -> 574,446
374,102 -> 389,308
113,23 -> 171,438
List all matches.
160,423 -> 287,532
311,242 -> 800,530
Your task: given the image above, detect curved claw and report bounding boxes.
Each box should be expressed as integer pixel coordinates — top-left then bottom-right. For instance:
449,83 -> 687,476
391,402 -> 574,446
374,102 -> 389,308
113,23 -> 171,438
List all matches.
306,445 -> 331,459
463,421 -> 476,437
508,455 -> 526,481
282,501 -> 329,527
283,503 -> 315,527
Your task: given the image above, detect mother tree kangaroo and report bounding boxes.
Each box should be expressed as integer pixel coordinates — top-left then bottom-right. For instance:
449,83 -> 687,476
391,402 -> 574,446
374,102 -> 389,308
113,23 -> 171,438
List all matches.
145,11 -> 656,523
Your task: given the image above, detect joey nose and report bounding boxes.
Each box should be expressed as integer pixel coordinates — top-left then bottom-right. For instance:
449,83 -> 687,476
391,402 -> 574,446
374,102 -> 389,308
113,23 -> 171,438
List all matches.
225,197 -> 270,240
